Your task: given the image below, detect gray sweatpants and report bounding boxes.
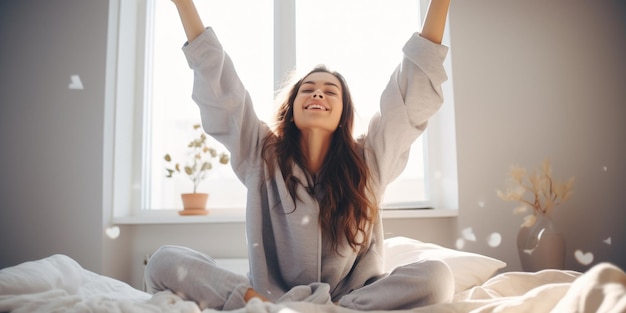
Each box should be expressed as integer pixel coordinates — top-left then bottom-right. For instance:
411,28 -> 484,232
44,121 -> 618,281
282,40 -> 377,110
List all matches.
144,245 -> 454,311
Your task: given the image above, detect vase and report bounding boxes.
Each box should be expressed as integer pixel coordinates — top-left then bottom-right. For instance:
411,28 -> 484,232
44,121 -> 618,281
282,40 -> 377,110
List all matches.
179,193 -> 209,215
516,213 -> 565,272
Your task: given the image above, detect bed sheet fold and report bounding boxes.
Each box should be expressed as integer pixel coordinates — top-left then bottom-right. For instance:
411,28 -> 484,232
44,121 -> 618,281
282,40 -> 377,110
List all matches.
1,254 -> 625,313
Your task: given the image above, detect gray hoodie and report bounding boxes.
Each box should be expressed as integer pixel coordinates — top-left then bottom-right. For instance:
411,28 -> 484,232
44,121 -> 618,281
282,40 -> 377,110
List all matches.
182,27 -> 448,302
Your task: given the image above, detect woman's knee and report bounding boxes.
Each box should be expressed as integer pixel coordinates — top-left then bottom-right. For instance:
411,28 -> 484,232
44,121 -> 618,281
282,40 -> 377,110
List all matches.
147,246 -> 183,271
145,245 -> 215,293
420,259 -> 454,303
393,259 -> 454,304
149,245 -> 181,262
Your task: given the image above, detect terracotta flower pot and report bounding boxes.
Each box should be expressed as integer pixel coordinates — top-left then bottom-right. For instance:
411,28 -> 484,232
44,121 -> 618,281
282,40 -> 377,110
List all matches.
179,193 -> 209,215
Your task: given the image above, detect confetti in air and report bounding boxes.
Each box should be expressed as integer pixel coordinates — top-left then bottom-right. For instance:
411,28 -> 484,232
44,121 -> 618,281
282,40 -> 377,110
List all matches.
574,250 -> 594,266
105,226 -> 120,239
302,215 -> 310,225
487,233 -> 502,247
461,227 -> 477,242
455,238 -> 465,250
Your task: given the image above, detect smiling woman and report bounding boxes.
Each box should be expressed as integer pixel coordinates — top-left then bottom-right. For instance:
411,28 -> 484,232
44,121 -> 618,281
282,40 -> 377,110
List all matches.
145,0 -> 449,305
145,0 -> 453,309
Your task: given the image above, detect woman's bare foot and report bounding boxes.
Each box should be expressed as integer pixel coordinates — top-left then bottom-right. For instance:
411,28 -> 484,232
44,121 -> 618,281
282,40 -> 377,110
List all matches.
244,288 -> 271,303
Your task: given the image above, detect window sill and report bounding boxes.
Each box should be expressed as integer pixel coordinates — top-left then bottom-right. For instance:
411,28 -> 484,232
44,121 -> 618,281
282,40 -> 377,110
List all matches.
113,208 -> 457,225
382,208 -> 458,219
113,209 -> 245,225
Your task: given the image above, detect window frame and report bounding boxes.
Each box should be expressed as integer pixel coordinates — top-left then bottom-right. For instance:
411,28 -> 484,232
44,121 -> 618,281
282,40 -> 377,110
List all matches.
105,0 -> 458,221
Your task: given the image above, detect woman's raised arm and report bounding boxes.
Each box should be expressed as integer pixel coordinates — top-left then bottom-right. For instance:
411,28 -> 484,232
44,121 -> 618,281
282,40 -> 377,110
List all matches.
420,0 -> 450,44
171,0 -> 205,43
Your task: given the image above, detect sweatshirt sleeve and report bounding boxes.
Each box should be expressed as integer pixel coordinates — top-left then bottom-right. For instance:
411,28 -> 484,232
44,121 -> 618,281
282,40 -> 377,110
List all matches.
182,28 -> 268,182
365,33 -> 449,191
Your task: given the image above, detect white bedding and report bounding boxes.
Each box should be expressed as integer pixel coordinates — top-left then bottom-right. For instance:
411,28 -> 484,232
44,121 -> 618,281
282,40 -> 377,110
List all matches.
1,243 -> 625,313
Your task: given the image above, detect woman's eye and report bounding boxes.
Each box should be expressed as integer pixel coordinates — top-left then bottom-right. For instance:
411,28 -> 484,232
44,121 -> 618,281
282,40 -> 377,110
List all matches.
326,91 -> 337,95
301,89 -> 313,93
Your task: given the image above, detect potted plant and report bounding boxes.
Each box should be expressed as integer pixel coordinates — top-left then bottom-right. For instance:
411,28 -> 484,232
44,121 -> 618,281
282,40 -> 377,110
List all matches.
497,158 -> 575,271
164,124 -> 229,215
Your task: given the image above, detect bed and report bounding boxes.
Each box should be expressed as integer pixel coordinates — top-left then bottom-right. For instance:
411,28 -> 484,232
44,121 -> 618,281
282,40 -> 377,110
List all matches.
1,236 -> 625,313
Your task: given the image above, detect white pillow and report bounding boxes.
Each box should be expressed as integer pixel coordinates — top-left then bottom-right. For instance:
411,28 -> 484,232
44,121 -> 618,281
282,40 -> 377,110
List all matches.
383,236 -> 506,293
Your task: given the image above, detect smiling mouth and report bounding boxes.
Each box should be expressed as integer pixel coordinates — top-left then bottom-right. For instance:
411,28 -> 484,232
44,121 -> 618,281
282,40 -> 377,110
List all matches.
305,104 -> 329,111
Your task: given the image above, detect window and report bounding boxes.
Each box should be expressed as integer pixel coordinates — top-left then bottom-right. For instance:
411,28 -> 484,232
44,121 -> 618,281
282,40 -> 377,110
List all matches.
107,0 -> 457,218
146,0 -> 273,209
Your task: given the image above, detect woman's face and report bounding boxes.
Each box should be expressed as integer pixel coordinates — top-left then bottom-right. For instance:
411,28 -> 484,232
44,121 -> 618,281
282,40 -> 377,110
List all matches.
292,72 -> 344,135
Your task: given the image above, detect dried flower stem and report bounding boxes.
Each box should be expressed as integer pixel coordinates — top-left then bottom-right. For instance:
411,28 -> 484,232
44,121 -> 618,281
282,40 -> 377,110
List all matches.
497,158 -> 574,227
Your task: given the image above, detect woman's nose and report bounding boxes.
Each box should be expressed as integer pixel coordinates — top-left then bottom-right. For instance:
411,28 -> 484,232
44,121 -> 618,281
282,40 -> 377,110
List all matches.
312,90 -> 324,99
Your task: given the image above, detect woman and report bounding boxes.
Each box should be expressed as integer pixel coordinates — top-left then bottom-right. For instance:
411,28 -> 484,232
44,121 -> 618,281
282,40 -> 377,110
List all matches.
146,0 -> 453,310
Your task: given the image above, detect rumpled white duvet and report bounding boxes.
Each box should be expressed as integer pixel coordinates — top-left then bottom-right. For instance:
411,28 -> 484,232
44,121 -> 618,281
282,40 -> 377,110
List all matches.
1,253 -> 625,313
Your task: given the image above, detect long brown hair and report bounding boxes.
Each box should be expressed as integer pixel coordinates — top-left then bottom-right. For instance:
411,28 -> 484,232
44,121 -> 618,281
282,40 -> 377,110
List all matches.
261,65 -> 378,253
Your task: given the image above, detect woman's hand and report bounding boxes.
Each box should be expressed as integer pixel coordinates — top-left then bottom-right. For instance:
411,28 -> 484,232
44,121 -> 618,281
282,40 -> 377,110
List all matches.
420,0 -> 450,44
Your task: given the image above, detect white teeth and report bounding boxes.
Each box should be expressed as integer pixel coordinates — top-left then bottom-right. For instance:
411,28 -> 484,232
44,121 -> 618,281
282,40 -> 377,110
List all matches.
306,104 -> 327,111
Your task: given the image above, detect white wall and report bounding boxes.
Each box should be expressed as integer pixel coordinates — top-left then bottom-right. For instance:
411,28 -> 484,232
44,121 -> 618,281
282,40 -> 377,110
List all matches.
0,0 -> 111,273
1,0 -> 624,289
449,1 -> 626,273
